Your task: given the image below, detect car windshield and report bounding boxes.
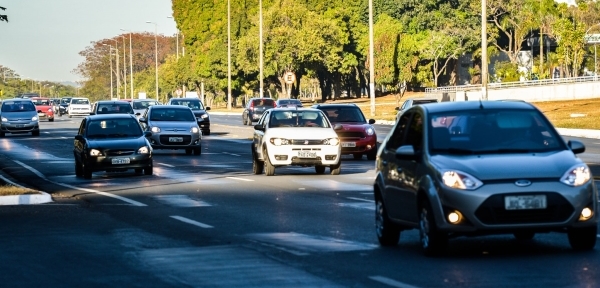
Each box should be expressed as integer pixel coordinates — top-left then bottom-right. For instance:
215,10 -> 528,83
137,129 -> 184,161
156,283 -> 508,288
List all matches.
86,119 -> 143,138
133,100 -> 159,110
278,100 -> 302,107
269,110 -> 330,128
1,101 -> 36,112
319,107 -> 366,123
97,103 -> 133,114
252,99 -> 275,107
61,98 -> 72,104
428,109 -> 565,154
149,108 -> 195,121
32,99 -> 51,105
72,99 -> 90,105
169,99 -> 204,110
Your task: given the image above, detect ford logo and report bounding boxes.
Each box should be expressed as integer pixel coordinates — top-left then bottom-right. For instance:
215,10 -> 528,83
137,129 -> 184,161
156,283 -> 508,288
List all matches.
515,180 -> 532,187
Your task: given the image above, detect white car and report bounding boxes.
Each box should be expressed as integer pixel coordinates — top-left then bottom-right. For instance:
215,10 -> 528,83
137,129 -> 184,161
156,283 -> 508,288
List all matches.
251,108 -> 341,176
68,97 -> 92,118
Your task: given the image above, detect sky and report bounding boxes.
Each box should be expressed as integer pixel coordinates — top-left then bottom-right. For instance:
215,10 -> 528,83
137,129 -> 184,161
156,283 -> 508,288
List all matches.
0,0 -> 178,84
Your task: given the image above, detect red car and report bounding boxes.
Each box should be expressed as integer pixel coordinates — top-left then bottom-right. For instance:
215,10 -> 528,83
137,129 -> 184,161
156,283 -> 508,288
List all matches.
312,103 -> 378,160
31,97 -> 55,122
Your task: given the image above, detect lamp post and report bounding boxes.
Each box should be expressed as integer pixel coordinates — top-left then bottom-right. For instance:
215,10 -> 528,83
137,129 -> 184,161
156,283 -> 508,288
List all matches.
121,28 -> 134,99
103,44 -> 114,99
146,21 -> 159,101
111,39 -> 120,99
481,0 -> 488,100
368,0 -> 375,116
227,0 -> 232,110
120,35 -> 128,99
259,0 -> 264,98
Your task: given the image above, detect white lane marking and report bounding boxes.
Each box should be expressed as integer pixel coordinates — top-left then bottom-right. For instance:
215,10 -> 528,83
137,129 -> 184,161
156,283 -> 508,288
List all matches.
157,163 -> 175,168
347,197 -> 374,203
223,152 -> 241,156
170,215 -> 213,228
12,160 -> 146,207
153,195 -> 211,207
369,276 -> 420,288
0,175 -> 26,188
225,177 -> 253,182
294,179 -> 371,191
246,232 -> 377,253
61,137 -> 67,139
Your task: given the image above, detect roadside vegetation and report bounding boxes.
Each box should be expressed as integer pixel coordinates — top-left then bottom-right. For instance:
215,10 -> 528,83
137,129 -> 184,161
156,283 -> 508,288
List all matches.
0,185 -> 38,196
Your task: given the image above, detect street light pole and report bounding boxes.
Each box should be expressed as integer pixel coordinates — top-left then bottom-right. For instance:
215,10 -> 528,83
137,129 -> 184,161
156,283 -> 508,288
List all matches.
121,28 -> 134,99
111,39 -> 120,99
146,21 -> 159,101
368,0 -> 375,117
120,35 -> 128,100
227,0 -> 232,110
481,0 -> 488,100
259,0 -> 264,98
103,44 -> 114,99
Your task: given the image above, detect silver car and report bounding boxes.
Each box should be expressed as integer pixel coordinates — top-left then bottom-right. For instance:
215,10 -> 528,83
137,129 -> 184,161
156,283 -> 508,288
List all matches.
0,98 -> 40,137
375,101 -> 598,256
139,105 -> 202,155
132,99 -> 160,118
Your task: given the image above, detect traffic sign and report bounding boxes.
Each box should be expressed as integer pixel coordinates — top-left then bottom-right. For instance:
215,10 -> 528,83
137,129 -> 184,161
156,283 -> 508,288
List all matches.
284,72 -> 296,84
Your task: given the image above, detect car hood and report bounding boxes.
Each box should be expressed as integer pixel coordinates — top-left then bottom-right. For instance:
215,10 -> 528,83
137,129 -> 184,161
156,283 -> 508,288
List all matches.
266,127 -> 338,139
35,105 -> 53,111
87,137 -> 148,150
430,150 -> 582,180
148,121 -> 197,130
1,111 -> 37,120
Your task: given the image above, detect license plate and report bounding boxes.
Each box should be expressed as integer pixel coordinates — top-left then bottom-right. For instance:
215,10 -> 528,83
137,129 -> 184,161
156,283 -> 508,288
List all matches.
504,195 -> 547,210
298,151 -> 317,158
111,158 -> 130,165
16,124 -> 24,128
169,137 -> 183,142
38,113 -> 46,117
341,142 -> 356,147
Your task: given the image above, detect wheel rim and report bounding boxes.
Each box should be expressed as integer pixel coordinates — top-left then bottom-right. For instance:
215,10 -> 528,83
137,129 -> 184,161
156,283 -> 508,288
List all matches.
419,208 -> 430,249
376,201 -> 385,238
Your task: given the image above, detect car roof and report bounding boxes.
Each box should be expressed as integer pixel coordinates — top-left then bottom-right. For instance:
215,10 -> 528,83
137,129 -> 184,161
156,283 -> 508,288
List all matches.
2,98 -> 33,102
311,103 -> 359,108
150,104 -> 191,110
95,100 -> 132,104
271,107 -> 323,112
31,97 -> 50,100
133,99 -> 158,102
420,100 -> 536,114
86,114 -> 137,121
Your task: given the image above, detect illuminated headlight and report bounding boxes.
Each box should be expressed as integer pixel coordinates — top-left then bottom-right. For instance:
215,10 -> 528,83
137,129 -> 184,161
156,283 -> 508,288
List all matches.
191,127 -> 199,133
137,146 -> 150,154
31,116 -> 38,121
323,138 -> 340,146
560,165 -> 590,186
579,207 -> 594,221
89,149 -> 102,156
150,126 -> 161,133
270,138 -> 290,146
1,117 -> 7,122
442,170 -> 483,190
200,114 -> 209,119
365,126 -> 375,136
47,108 -> 53,112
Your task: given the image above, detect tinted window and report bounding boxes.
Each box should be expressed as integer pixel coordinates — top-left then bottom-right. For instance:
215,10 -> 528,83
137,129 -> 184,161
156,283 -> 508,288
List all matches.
86,119 -> 143,138
60,98 -> 72,104
133,100 -> 159,109
1,101 -> 36,112
149,108 -> 195,121
71,99 -> 90,105
169,99 -> 204,110
32,99 -> 51,105
252,99 -> 275,106
387,112 -> 412,150
319,107 -> 366,123
97,103 -> 133,114
269,110 -> 329,128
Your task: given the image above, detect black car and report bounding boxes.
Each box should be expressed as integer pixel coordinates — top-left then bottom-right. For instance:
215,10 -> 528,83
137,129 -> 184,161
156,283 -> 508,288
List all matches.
58,97 -> 73,116
73,114 -> 153,179
166,98 -> 211,135
242,97 -> 276,125
90,100 -> 134,115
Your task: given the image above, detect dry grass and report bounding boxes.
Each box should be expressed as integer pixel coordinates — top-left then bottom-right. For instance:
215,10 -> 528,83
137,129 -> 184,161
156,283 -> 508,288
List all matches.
0,185 -> 39,196
212,92 -> 600,129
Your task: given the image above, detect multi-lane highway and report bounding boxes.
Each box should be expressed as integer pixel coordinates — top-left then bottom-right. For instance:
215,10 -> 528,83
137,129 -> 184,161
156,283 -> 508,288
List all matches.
0,114 -> 598,287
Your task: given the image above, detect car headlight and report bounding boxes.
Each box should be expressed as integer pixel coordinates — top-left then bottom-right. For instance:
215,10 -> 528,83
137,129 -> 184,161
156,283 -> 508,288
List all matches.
151,126 -> 161,133
31,116 -> 38,121
560,165 -> 591,186
191,127 -> 199,133
442,170 -> 483,190
47,108 -> 53,112
365,126 -> 375,136
270,138 -> 291,146
323,138 -> 340,146
200,114 -> 209,119
137,146 -> 150,154
89,149 -> 103,156
1,117 -> 7,122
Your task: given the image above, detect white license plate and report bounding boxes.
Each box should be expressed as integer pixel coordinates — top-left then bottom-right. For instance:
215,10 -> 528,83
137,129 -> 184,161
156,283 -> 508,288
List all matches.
38,113 -> 46,117
298,151 -> 317,158
111,158 -> 130,165
341,142 -> 356,147
169,137 -> 184,142
504,195 -> 547,210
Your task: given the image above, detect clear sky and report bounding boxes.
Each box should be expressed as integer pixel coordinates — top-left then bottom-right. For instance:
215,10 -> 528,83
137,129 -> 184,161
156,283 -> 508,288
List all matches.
0,0 -> 178,83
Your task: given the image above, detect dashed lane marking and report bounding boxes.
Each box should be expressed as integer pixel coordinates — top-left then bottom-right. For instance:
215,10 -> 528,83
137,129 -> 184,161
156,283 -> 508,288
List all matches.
157,163 -> 175,168
369,276 -> 420,288
246,232 -> 377,254
154,195 -> 211,207
225,177 -> 253,182
223,152 -> 241,156
170,215 -> 213,228
346,197 -> 374,203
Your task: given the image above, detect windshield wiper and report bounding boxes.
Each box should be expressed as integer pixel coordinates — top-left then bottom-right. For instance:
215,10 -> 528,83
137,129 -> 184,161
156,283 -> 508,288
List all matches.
108,133 -> 130,137
432,148 -> 476,155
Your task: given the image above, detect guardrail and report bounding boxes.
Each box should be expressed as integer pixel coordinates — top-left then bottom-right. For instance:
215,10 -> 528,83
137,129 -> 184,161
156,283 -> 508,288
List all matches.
425,76 -> 600,94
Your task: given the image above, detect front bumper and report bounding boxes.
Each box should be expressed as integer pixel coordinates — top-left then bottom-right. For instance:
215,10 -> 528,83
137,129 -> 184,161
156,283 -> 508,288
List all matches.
196,119 -> 210,131
38,112 -> 54,120
266,143 -> 341,166
148,133 -> 202,149
69,109 -> 91,116
86,154 -> 152,172
0,121 -> 39,133
339,136 -> 377,154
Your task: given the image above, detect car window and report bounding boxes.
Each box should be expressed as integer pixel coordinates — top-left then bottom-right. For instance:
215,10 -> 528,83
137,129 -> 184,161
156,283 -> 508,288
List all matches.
71,99 -> 90,105
97,103 -> 133,114
252,99 -> 275,107
269,110 -> 329,128
32,99 -> 51,105
61,98 -> 72,104
387,111 -> 412,150
169,99 -> 204,110
133,101 -> 158,109
320,107 -> 366,123
406,113 -> 424,152
86,119 -> 142,138
1,101 -> 36,112
149,108 -> 195,121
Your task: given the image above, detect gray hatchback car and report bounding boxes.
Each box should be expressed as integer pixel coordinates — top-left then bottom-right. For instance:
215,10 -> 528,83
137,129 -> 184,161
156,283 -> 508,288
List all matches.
139,105 -> 202,155
375,101 -> 598,256
0,98 -> 40,137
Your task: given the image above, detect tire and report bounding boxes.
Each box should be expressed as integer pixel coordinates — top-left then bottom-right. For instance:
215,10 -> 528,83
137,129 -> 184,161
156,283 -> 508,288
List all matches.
568,226 -> 597,251
263,148 -> 275,176
367,143 -> 378,160
203,130 -> 210,136
513,231 -> 535,241
194,147 -> 202,155
144,165 -> 153,176
243,116 -> 248,125
315,165 -> 326,174
48,118 -> 54,122
252,149 -> 264,175
0,132 -> 5,137
419,199 -> 448,256
330,161 -> 341,175
68,114 -> 72,118
32,130 -> 40,136
75,160 -> 83,177
185,149 -> 192,155
135,168 -> 143,174
247,116 -> 254,126
82,161 -> 92,179
376,197 -> 400,246
353,153 -> 362,160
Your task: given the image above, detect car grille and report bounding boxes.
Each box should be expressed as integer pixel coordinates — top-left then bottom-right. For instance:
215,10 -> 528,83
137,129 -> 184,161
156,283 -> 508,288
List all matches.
105,150 -> 135,156
159,135 -> 192,145
291,139 -> 324,145
336,131 -> 364,139
474,192 -> 574,225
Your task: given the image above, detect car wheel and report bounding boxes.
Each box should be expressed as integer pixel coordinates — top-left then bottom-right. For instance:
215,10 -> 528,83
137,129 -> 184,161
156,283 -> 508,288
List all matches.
568,226 -> 597,250
376,197 -> 400,246
48,118 -> 54,122
82,162 -> 92,179
75,160 -> 83,177
513,231 -> 535,241
243,116 -> 247,125
252,149 -> 264,175
68,114 -> 72,118
367,144 -> 377,160
330,161 -> 341,175
419,199 -> 448,256
247,117 -> 254,126
315,165 -> 326,174
135,168 -> 143,174
0,132 -> 4,137
353,153 -> 362,160
144,165 -> 153,176
194,147 -> 202,155
203,130 -> 210,136
263,148 -> 275,176
185,149 -> 192,155
32,130 -> 40,136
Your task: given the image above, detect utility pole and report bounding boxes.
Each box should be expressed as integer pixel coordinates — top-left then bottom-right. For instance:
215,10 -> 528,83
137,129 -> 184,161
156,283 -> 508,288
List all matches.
368,0 -> 376,117
481,0 -> 488,100
259,0 -> 264,98
227,0 -> 232,109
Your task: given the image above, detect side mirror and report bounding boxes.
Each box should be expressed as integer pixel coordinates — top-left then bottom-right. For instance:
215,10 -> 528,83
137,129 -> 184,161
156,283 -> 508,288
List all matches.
368,119 -> 376,125
395,107 -> 400,111
568,140 -> 585,154
333,123 -> 343,131
143,131 -> 152,138
395,145 -> 417,160
139,117 -> 147,123
74,135 -> 85,142
254,124 -> 265,131
89,111 -> 95,115
135,112 -> 141,116
205,107 -> 211,111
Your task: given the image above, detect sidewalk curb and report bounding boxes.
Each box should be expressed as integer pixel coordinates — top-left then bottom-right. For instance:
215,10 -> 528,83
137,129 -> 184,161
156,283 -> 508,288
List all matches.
0,174 -> 53,205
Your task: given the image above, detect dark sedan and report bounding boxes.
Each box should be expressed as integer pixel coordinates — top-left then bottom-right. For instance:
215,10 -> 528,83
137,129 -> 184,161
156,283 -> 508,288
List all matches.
166,98 -> 211,135
73,114 -> 153,179
90,100 -> 134,115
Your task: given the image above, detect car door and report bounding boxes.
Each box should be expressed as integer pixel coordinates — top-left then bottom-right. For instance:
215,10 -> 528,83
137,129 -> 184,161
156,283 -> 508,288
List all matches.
253,110 -> 270,160
396,112 -> 424,223
73,118 -> 87,162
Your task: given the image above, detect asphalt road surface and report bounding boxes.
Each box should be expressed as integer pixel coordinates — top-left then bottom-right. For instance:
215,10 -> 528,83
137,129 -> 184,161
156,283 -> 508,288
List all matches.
0,114 -> 598,288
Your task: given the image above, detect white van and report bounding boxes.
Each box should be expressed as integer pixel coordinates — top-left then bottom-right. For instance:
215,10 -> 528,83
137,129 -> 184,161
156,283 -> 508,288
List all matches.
68,97 -> 91,118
